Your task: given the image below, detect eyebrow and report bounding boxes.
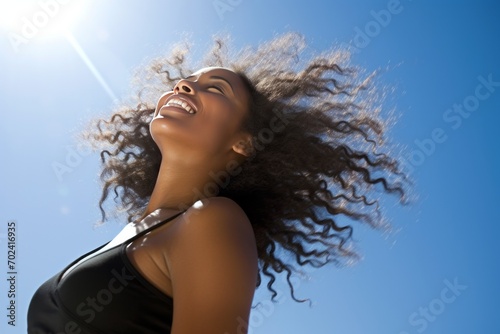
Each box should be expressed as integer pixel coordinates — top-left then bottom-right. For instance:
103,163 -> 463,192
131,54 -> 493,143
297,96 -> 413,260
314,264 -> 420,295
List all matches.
209,76 -> 234,93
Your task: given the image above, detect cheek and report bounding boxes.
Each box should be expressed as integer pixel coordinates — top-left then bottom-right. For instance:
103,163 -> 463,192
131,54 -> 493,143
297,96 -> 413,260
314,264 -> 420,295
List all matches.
201,109 -> 242,143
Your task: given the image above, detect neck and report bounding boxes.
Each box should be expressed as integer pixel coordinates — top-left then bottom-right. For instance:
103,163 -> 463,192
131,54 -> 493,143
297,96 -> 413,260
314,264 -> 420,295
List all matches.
138,158 -> 222,221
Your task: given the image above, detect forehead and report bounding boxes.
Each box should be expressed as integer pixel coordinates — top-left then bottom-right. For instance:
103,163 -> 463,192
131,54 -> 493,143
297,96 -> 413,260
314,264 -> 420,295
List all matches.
190,66 -> 236,77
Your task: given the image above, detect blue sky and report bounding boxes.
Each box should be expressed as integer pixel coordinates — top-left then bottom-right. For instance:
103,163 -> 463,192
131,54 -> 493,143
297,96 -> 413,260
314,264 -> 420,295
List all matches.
1,0 -> 499,333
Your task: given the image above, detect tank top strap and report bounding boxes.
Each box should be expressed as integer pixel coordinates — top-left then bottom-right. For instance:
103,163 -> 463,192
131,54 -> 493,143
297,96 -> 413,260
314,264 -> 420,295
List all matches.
60,210 -> 185,283
125,210 -> 185,245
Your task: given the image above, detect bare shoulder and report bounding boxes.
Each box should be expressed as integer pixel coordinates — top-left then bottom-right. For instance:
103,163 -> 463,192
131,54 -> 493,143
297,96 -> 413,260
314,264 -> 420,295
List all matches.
183,196 -> 253,229
169,196 -> 257,256
144,196 -> 257,265
164,197 -> 259,333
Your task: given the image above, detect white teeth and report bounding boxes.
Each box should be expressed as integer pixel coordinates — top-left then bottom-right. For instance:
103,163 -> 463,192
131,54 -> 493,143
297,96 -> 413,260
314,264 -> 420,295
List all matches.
165,98 -> 195,114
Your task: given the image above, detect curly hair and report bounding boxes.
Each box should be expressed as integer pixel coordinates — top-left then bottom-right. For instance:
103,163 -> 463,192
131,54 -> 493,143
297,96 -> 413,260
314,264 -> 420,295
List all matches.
81,33 -> 409,303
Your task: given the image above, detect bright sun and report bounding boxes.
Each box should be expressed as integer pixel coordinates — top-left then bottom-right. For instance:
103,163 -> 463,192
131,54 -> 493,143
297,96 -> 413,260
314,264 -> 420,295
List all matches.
0,0 -> 116,101
0,0 -> 87,43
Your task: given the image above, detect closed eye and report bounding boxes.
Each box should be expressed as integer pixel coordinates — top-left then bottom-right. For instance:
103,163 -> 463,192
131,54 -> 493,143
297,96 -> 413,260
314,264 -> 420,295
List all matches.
208,85 -> 225,94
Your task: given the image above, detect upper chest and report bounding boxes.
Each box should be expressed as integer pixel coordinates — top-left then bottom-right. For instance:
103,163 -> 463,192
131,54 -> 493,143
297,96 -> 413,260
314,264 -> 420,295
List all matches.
51,226 -> 177,333
61,217 -> 178,291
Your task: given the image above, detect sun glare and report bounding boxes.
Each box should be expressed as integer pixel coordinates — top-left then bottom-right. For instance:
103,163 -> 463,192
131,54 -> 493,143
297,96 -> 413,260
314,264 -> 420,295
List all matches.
0,0 -> 88,41
0,0 -> 117,101
0,2 -> 30,31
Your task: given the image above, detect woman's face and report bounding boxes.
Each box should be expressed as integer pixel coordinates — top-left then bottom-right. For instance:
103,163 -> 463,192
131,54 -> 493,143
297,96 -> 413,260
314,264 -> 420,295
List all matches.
150,67 -> 252,166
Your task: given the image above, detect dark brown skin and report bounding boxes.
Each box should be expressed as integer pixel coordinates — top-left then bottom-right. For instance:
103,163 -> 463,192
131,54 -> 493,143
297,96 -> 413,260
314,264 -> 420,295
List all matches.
135,67 -> 258,333
65,67 -> 259,333
144,66 -> 254,218
127,197 -> 258,334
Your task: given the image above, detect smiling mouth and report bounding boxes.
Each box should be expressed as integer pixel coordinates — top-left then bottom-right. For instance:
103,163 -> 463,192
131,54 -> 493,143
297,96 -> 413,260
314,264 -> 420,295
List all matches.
163,97 -> 196,114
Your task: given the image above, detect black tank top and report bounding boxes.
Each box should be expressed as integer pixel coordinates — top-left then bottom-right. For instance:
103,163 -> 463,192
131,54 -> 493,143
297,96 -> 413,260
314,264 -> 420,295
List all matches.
27,211 -> 184,334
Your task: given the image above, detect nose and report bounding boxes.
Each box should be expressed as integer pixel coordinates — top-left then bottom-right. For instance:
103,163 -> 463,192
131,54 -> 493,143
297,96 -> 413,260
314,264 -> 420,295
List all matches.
174,79 -> 195,94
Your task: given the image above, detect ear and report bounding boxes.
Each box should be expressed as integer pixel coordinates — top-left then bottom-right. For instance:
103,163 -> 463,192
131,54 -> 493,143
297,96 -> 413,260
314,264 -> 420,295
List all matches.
232,133 -> 254,157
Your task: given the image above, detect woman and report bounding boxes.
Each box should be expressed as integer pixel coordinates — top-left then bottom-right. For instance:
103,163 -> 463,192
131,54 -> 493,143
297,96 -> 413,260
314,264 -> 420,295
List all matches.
28,33 -> 407,333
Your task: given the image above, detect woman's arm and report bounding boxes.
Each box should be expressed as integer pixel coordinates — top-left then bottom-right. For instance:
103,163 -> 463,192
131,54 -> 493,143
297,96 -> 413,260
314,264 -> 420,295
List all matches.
166,197 -> 259,334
